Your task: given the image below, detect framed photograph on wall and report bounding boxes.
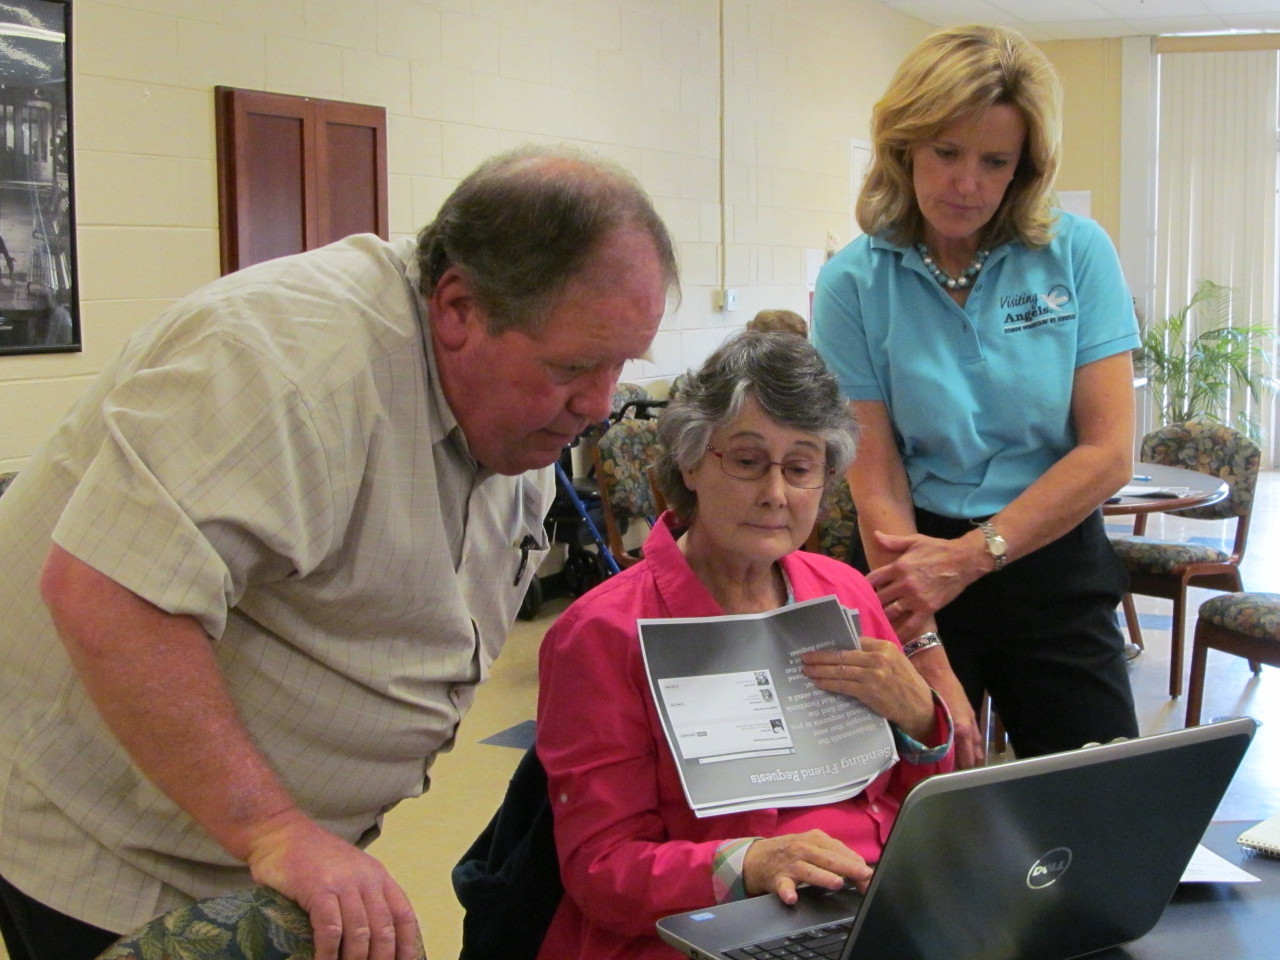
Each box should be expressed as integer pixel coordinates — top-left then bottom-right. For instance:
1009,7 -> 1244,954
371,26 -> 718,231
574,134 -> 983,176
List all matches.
0,0 -> 78,355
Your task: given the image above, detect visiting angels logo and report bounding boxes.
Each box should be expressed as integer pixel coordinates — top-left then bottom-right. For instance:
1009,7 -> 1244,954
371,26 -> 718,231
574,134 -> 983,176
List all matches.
1001,284 -> 1076,333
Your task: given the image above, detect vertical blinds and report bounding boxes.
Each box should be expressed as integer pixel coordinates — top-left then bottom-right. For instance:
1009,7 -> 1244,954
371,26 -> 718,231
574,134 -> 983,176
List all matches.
1154,49 -> 1278,457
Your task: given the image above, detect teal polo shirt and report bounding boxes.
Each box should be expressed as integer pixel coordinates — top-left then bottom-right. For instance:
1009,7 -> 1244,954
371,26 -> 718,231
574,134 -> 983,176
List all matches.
813,211 -> 1139,519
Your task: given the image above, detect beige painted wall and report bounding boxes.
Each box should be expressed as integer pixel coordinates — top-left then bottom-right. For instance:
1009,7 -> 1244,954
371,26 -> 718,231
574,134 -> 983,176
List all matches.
0,0 -> 931,470
1040,37 -> 1125,239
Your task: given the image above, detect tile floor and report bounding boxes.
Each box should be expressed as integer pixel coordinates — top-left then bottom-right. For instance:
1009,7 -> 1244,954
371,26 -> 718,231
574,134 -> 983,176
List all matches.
379,469 -> 1280,959
5,474 -> 1274,960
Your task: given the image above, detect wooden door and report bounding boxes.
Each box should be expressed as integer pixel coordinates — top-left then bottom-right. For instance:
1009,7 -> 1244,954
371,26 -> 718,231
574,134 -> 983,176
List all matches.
216,87 -> 388,274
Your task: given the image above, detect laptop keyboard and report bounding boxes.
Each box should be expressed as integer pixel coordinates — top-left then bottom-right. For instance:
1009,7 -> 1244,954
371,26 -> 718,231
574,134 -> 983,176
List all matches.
725,921 -> 854,959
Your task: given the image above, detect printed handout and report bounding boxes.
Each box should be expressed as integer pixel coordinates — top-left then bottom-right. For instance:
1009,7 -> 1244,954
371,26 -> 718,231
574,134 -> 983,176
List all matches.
639,596 -> 898,817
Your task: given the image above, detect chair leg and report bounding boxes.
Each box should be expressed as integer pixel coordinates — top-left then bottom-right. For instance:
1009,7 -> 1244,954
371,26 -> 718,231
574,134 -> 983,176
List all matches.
1169,590 -> 1188,699
1184,629 -> 1210,727
1248,659 -> 1262,674
1120,593 -> 1144,650
980,693 -> 1007,756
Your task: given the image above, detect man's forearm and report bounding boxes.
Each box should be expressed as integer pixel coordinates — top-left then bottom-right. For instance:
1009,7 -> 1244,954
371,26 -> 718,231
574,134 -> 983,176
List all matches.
40,544 -> 300,861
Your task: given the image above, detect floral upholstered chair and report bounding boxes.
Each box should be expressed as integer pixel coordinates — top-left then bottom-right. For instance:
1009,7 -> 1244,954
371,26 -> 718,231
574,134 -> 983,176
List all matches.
1109,420 -> 1261,698
96,885 -> 426,960
609,381 -> 660,421
1185,592 -> 1280,726
804,472 -> 858,565
0,471 -> 16,498
591,416 -> 662,569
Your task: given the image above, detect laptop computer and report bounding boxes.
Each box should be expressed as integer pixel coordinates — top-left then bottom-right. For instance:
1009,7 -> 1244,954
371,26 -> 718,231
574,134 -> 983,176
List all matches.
657,717 -> 1256,960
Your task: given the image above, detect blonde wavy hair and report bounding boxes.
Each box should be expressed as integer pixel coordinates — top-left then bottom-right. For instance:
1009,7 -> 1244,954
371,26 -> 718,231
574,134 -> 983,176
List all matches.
856,24 -> 1063,249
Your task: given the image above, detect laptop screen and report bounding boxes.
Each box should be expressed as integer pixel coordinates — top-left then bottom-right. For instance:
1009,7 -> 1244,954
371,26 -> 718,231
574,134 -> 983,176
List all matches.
657,718 -> 1256,960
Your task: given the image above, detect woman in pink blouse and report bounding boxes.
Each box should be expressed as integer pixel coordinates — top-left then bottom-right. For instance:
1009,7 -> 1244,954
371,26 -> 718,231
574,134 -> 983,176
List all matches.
535,331 -> 955,960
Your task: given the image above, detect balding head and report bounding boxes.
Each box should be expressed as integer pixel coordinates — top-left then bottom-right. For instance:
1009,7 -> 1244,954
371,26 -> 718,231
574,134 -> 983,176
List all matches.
416,145 -> 679,335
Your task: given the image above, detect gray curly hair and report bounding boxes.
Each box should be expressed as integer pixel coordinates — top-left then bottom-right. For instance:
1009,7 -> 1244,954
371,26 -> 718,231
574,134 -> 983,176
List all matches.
655,331 -> 857,521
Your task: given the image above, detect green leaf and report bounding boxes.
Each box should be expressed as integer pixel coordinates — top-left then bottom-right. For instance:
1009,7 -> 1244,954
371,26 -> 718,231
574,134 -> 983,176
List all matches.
1136,279 -> 1276,440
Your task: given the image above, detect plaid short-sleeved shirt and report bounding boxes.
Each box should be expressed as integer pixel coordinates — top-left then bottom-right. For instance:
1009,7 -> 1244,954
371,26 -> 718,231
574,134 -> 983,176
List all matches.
0,235 -> 553,932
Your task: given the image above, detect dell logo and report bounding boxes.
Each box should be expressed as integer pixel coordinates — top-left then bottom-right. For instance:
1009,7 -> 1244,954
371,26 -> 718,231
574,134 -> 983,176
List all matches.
1027,847 -> 1073,889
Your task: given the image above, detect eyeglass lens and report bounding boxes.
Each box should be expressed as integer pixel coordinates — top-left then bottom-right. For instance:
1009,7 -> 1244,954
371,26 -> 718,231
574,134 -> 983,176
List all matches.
709,446 -> 829,488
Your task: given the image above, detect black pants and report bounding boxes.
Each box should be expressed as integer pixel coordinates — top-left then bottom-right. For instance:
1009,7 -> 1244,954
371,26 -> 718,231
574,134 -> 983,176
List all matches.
0,872 -> 121,960
851,509 -> 1139,758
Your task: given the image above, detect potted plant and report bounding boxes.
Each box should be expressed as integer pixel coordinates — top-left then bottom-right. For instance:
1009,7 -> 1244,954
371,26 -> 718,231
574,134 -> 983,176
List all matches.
1134,279 -> 1277,439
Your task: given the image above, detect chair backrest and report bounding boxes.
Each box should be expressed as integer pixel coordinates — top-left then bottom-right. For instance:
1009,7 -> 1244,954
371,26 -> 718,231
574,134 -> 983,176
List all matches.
591,417 -> 664,565
667,373 -> 687,401
610,381 -> 650,419
805,472 -> 858,563
594,417 -> 662,523
1139,420 -> 1261,522
452,745 -> 562,960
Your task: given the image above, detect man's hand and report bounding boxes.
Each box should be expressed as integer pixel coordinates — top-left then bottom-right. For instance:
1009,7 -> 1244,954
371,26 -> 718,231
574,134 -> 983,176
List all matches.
742,830 -> 873,904
244,811 -> 422,960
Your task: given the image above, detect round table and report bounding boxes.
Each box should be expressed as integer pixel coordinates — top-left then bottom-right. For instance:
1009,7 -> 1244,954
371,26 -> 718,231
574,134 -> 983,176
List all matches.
1103,462 -> 1228,517
1104,462 -> 1230,665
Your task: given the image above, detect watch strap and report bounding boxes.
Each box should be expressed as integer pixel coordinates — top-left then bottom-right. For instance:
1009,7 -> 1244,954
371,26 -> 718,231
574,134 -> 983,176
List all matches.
978,520 -> 1007,570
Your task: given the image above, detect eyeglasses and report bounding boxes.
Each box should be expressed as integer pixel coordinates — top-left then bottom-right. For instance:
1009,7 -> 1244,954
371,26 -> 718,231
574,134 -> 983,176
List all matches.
705,445 -> 832,489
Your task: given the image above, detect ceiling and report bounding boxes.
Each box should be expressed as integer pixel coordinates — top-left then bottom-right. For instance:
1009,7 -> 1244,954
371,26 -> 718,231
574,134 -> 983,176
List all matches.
877,0 -> 1280,42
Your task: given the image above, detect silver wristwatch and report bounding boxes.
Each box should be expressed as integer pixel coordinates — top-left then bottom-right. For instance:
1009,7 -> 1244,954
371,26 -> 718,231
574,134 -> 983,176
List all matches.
978,520 -> 1007,571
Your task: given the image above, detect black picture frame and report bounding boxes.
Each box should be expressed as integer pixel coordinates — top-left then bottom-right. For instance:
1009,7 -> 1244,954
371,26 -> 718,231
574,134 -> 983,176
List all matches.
0,0 -> 78,355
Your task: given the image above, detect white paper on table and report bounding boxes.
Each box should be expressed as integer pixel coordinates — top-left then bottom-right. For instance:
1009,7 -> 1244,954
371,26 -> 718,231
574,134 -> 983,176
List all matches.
1114,484 -> 1191,498
1180,843 -> 1260,883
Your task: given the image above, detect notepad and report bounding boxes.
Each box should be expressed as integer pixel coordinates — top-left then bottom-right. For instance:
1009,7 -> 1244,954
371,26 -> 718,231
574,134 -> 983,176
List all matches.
1238,815 -> 1280,858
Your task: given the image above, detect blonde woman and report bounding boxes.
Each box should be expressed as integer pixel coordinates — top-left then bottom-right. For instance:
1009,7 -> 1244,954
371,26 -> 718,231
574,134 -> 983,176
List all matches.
813,25 -> 1139,762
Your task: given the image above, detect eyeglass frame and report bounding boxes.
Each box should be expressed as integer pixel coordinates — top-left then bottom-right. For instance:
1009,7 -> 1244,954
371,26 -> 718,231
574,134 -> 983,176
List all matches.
704,445 -> 833,489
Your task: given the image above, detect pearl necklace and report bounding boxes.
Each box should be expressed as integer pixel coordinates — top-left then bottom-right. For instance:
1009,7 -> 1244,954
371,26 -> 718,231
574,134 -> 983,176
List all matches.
916,243 -> 990,290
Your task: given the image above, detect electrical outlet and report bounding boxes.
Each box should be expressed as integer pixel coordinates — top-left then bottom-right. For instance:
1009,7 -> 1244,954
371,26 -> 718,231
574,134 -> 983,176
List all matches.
714,288 -> 739,311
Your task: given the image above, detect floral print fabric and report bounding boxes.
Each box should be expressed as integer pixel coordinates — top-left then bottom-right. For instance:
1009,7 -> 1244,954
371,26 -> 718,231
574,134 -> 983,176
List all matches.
1199,592 -> 1280,640
812,473 -> 858,564
595,417 -> 662,522
1111,420 -> 1260,575
97,886 -> 426,960
1139,420 -> 1260,522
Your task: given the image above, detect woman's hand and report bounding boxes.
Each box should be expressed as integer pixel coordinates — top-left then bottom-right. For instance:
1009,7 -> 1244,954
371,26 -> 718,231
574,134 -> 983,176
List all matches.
908,644 -> 983,769
801,637 -> 936,743
742,830 -> 874,903
866,529 -> 989,639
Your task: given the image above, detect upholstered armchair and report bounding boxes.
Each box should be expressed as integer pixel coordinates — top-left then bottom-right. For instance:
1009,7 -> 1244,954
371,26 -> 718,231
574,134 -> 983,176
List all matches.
1110,421 -> 1261,698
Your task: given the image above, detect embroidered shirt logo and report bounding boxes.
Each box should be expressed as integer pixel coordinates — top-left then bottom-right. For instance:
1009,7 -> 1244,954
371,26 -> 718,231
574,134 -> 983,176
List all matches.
1001,284 -> 1076,333
1042,284 -> 1071,309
